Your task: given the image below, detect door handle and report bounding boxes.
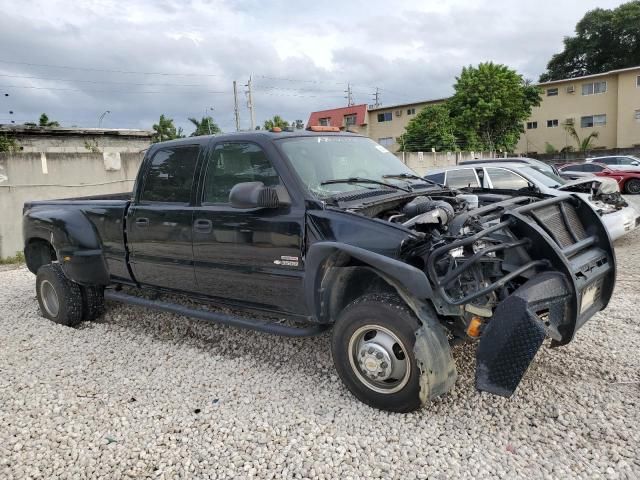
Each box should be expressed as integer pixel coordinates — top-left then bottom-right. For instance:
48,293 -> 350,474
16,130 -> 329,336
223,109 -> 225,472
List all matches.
193,218 -> 213,233
135,217 -> 149,227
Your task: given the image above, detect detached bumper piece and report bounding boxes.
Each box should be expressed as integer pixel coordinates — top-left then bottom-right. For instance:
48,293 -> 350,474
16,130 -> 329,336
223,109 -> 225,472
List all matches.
476,272 -> 571,397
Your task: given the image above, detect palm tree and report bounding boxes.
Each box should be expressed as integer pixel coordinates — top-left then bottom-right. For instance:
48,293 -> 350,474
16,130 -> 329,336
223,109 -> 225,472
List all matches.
152,114 -> 184,143
564,123 -> 599,156
188,116 -> 221,136
263,115 -> 289,131
38,113 -> 60,127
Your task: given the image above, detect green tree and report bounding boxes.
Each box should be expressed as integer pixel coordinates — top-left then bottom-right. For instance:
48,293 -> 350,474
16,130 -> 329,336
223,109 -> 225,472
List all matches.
152,114 -> 184,143
545,142 -> 558,154
188,116 -> 221,136
38,113 -> 60,127
564,123 -> 599,155
398,104 -> 458,152
540,2 -> 640,81
263,115 -> 289,130
0,134 -> 19,152
448,63 -> 541,152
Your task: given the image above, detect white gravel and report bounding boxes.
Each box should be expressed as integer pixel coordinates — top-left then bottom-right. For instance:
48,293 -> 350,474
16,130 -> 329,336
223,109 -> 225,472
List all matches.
2,199 -> 640,479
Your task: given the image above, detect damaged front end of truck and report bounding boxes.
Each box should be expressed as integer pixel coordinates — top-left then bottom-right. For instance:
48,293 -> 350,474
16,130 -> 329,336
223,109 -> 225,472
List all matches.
404,193 -> 615,396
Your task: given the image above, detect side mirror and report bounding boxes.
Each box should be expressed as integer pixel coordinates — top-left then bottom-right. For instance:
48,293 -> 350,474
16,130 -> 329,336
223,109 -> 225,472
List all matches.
632,161 -> 639,166
229,181 -> 291,209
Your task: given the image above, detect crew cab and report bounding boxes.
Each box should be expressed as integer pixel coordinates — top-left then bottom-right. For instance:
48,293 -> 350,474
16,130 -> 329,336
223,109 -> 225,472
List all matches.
23,130 -> 616,412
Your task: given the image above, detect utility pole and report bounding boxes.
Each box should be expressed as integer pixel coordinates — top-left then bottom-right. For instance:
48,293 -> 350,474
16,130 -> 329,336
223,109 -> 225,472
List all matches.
344,83 -> 354,106
372,87 -> 381,108
245,76 -> 256,130
233,81 -> 241,132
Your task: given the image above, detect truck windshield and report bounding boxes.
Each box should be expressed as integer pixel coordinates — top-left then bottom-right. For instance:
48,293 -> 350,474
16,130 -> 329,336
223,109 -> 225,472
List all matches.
278,136 -> 427,198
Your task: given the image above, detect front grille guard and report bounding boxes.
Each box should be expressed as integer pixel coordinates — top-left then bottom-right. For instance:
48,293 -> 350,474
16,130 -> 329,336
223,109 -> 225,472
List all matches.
427,196 -> 603,308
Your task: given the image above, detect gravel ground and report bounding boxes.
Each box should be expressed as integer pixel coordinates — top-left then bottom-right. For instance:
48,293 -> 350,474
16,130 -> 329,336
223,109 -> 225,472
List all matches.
2,199 -> 640,480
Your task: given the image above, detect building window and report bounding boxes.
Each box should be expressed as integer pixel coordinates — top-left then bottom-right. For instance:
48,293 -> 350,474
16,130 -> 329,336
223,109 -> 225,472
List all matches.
344,114 -> 356,127
581,114 -> 607,128
378,137 -> 394,146
546,119 -> 559,128
635,109 -> 640,122
582,81 -> 607,95
637,75 -> 640,87
318,117 -> 330,126
377,112 -> 393,122
407,108 -> 416,115
526,121 -> 537,129
547,88 -> 558,96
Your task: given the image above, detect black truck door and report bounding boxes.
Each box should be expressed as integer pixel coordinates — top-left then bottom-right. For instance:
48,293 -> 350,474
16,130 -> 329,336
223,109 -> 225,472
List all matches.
192,140 -> 306,315
127,144 -> 201,291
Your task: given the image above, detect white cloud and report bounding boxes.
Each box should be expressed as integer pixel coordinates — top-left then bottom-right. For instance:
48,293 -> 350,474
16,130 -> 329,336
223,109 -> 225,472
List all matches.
0,0 -> 628,133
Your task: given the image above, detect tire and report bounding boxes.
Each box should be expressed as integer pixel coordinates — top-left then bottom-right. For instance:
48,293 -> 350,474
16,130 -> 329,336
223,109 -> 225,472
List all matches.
36,263 -> 83,327
625,179 -> 640,194
331,293 -> 423,412
81,286 -> 105,321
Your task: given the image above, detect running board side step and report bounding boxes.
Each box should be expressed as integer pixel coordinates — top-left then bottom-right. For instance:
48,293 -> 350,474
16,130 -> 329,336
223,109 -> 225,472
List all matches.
104,290 -> 329,338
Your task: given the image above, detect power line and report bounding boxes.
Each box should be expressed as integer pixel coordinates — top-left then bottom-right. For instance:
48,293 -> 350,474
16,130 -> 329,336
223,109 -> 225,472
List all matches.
0,73 -> 220,88
0,84 -> 229,94
0,59 -> 222,77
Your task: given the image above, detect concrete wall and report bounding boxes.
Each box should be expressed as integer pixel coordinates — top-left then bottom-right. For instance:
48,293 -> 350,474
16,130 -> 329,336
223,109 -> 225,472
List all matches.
15,134 -> 151,154
398,151 -> 493,175
0,152 -> 144,258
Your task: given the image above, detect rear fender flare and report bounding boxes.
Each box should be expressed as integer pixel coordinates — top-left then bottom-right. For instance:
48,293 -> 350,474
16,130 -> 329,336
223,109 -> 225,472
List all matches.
24,209 -> 109,285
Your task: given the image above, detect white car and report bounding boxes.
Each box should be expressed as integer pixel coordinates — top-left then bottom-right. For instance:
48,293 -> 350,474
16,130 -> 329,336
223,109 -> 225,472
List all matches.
425,162 -> 640,241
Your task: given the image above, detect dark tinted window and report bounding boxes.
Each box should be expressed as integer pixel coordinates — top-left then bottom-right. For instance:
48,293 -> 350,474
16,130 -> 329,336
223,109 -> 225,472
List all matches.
203,142 -> 280,204
425,172 -> 445,184
562,164 -> 585,172
140,146 -> 200,203
585,164 -> 604,172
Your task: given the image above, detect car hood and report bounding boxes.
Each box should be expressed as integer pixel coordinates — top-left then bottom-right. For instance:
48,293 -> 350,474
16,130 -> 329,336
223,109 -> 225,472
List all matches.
557,177 -> 619,194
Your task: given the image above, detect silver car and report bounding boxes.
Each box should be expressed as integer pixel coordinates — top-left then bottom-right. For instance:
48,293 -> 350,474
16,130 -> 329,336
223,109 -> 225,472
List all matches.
425,162 -> 639,241
586,155 -> 640,170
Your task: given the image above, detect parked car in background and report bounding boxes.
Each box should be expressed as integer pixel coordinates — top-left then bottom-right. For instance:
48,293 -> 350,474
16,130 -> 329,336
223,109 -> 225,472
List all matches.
459,157 -> 561,175
586,155 -> 640,169
425,162 -> 639,241
558,162 -> 640,194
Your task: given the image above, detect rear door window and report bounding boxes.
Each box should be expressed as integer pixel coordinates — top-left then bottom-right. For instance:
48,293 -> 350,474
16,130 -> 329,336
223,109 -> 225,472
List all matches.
139,145 -> 200,203
425,172 -> 445,184
444,169 -> 480,188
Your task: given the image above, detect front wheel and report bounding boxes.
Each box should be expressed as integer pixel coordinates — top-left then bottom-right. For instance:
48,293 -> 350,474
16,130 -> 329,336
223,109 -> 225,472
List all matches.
331,293 -> 424,412
625,179 -> 640,194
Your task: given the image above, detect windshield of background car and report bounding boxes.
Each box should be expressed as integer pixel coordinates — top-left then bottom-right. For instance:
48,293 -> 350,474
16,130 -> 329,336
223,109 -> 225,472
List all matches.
278,136 -> 426,198
520,166 -> 566,187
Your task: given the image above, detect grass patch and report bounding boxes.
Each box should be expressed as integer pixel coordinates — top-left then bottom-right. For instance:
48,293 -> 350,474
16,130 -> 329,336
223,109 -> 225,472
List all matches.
0,251 -> 25,265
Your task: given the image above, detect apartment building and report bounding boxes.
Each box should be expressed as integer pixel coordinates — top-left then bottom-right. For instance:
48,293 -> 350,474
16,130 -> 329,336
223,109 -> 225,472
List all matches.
517,66 -> 640,154
307,65 -> 640,154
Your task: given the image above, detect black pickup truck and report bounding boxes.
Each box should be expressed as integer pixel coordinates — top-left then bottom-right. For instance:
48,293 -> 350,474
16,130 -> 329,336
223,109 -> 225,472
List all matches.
23,129 -> 615,412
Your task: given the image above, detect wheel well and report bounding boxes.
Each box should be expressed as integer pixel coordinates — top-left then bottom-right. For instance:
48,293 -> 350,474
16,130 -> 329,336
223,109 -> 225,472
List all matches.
325,266 -> 398,323
25,239 -> 56,274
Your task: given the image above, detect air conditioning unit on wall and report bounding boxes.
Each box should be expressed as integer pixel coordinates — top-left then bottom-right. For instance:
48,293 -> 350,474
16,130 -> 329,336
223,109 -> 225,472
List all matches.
565,117 -> 575,125
566,85 -> 575,94
395,110 -> 402,117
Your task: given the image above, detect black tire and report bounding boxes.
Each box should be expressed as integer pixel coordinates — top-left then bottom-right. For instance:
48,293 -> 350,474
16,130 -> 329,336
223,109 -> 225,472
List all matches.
36,263 -> 83,327
331,293 -> 423,412
625,179 -> 640,194
81,286 -> 105,321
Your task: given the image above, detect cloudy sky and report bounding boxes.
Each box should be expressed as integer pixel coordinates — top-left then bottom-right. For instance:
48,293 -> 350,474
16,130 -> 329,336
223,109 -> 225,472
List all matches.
0,0 -> 627,134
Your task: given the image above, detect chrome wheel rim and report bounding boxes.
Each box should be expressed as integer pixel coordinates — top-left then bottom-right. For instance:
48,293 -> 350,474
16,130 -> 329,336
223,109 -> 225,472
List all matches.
348,325 -> 411,394
40,280 -> 60,317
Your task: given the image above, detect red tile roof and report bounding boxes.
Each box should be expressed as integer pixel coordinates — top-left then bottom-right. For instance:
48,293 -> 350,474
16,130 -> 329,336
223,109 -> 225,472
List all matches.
307,104 -> 368,128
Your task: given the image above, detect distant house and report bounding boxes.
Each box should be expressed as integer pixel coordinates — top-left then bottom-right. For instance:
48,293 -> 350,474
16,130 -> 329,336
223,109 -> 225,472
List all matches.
0,125 -> 153,153
306,104 -> 368,135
